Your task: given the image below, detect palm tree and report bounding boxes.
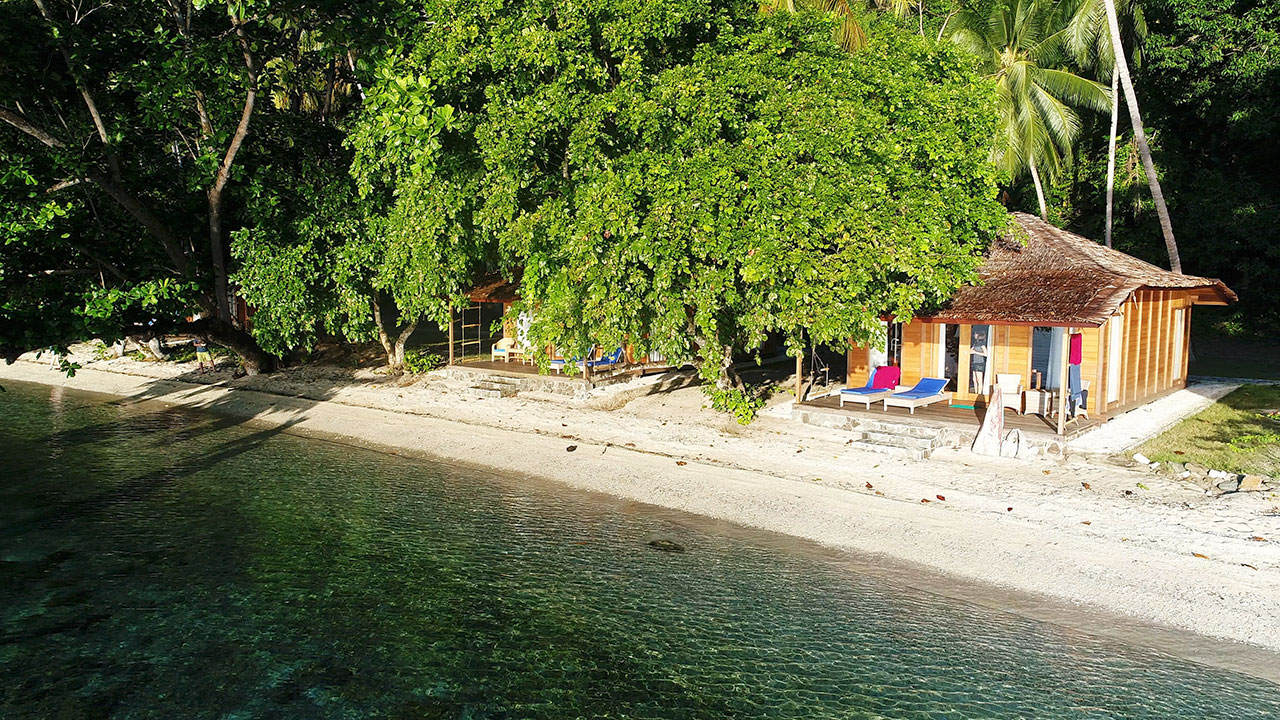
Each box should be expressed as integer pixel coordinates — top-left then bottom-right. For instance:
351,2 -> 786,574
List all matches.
1101,0 -> 1180,271
1065,0 -> 1146,248
949,0 -> 1111,219
760,0 -> 867,51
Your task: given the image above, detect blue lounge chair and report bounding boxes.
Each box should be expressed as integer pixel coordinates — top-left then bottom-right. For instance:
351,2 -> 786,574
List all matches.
882,377 -> 952,414
550,346 -> 624,373
586,347 -> 624,370
839,366 -> 901,409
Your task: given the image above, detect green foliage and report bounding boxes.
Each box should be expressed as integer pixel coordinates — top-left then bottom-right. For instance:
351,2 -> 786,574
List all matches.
347,61 -> 482,332
80,279 -> 198,327
402,349 -> 445,374
0,0 -> 397,367
1232,431 -> 1280,451
375,2 -> 1004,415
949,0 -> 1112,186
231,122 -> 379,356
710,386 -> 769,424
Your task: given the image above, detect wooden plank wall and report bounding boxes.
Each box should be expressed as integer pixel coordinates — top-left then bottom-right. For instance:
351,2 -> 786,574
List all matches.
1104,289 -> 1194,414
902,322 -> 927,383
839,294 -> 1193,416
847,343 -> 872,388
1079,329 -> 1100,404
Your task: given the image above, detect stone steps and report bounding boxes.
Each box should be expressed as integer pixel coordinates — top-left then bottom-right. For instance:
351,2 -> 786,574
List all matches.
859,430 -> 937,451
849,437 -> 932,461
461,377 -> 521,399
441,366 -> 586,397
791,407 -> 948,459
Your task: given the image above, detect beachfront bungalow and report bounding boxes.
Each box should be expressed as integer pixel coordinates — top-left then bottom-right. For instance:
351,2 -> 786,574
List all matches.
843,213 -> 1236,429
449,273 -> 671,377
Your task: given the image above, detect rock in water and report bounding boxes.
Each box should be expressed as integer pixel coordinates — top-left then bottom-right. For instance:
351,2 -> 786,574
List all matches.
647,539 -> 686,554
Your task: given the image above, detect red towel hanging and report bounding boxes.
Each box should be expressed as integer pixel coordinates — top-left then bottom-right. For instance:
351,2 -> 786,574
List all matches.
1069,332 -> 1083,365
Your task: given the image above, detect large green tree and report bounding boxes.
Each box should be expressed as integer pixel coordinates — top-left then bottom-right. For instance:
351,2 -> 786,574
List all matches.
361,0 -> 1007,418
0,0 -> 377,371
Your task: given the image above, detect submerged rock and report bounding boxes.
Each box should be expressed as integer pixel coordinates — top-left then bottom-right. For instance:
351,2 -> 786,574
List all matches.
647,539 -> 686,554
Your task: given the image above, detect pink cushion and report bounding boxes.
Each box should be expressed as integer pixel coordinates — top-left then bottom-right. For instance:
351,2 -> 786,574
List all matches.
871,365 -> 901,389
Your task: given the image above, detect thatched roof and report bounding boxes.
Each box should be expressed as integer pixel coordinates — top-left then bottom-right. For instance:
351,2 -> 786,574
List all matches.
921,213 -> 1235,327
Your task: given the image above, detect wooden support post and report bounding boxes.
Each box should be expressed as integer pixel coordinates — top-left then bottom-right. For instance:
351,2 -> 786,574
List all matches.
1056,326 -> 1070,436
447,305 -> 455,366
1094,325 -> 1106,418
795,351 -> 803,403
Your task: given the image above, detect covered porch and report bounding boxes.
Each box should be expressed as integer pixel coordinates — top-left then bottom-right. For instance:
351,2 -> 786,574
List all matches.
796,392 -> 1101,442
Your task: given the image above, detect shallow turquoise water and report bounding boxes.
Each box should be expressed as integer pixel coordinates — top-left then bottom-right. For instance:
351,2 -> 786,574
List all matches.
1,381 -> 1278,719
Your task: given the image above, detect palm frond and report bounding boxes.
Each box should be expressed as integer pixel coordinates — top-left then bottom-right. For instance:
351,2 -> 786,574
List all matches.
778,0 -> 867,52
875,0 -> 916,20
950,26 -> 996,67
832,4 -> 868,52
1035,67 -> 1111,112
759,0 -> 798,14
1029,81 -> 1083,152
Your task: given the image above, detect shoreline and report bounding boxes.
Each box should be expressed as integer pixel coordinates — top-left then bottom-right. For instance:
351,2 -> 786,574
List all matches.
4,359 -> 1279,683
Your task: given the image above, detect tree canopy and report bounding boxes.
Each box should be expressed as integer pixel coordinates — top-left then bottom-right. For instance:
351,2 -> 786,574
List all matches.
4,0 -> 1272,419
350,0 -> 1007,416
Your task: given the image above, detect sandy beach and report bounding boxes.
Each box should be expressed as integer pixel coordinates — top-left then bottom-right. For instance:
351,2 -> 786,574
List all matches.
3,352 -> 1278,679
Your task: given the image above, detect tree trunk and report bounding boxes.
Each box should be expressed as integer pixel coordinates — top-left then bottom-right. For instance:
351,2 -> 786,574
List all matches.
393,321 -> 417,368
1029,155 -> 1048,220
716,344 -> 747,392
1103,0 -> 1181,272
1104,66 -> 1119,248
372,297 -> 416,371
373,299 -> 397,369
145,337 -> 168,361
208,19 -> 260,323
198,320 -> 275,375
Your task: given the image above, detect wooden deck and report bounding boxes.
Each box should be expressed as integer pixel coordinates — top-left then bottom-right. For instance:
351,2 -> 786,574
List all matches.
452,358 -> 675,380
799,393 -> 1100,440
453,358 -> 547,376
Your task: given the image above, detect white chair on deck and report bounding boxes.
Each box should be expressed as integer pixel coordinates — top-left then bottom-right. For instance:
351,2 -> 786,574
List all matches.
491,337 -> 515,362
995,374 -> 1024,414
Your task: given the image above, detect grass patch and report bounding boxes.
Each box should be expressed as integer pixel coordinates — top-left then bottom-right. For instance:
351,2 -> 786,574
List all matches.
1137,384 -> 1280,477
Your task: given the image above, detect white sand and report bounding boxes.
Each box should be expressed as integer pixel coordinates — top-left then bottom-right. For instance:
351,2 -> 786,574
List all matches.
4,353 -> 1279,678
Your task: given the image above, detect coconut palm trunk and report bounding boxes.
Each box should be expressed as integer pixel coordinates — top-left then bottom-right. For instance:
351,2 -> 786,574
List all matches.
1029,154 -> 1049,220
1104,67 -> 1119,248
1102,0 -> 1181,272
